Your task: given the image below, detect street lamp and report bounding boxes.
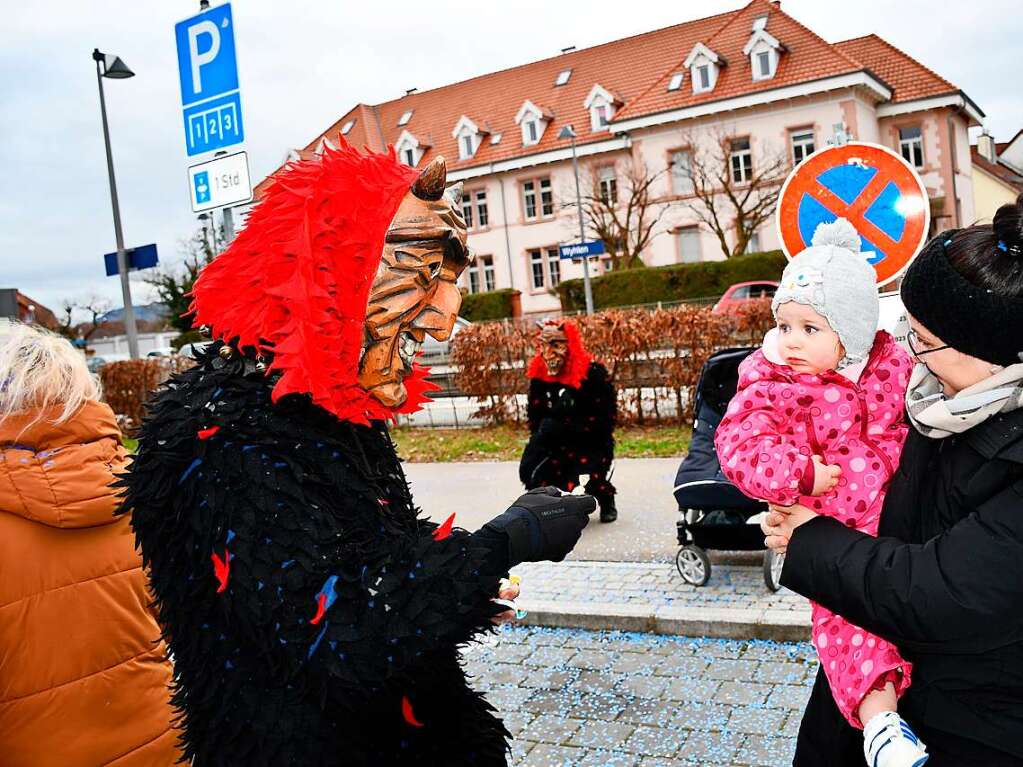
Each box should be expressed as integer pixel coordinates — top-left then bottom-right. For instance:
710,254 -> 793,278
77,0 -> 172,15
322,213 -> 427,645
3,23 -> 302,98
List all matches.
559,125 -> 595,315
93,48 -> 140,359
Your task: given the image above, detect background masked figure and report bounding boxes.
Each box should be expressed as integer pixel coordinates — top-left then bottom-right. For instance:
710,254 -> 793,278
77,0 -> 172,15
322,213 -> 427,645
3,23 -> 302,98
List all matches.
519,320 -> 618,523
119,143 -> 593,767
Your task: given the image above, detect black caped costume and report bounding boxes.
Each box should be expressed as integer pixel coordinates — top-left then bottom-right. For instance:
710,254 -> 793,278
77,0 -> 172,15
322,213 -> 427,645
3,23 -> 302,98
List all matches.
519,321 -> 618,522
119,143 -> 593,766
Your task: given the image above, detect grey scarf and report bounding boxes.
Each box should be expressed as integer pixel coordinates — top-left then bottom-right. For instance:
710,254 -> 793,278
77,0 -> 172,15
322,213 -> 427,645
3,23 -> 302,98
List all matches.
906,361 -> 1023,439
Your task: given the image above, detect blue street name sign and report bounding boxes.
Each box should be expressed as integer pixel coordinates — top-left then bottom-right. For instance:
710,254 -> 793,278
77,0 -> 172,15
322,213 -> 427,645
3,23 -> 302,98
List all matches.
175,3 -> 244,156
104,244 -> 159,277
558,240 -> 606,260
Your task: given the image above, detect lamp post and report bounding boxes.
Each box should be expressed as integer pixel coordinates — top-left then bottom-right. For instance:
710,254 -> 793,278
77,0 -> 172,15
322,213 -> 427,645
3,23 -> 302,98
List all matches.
559,125 -> 594,315
93,48 -> 140,359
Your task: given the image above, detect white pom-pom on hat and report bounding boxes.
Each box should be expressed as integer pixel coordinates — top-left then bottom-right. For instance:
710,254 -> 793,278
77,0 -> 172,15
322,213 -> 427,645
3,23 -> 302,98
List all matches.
810,218 -> 862,252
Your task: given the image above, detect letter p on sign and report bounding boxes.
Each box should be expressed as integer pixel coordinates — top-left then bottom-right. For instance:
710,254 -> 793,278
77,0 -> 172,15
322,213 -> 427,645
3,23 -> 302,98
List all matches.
188,20 -> 220,94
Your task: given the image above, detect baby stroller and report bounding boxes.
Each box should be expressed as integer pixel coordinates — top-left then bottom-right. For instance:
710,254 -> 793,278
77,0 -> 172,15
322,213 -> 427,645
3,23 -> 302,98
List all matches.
672,347 -> 785,592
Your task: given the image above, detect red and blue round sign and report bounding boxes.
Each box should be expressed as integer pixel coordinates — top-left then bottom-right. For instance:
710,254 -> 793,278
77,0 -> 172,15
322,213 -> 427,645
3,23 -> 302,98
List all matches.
776,142 -> 930,287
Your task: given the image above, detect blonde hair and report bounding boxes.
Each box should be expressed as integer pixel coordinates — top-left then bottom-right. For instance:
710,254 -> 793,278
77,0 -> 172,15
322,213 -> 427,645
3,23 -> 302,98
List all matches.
0,320 -> 101,427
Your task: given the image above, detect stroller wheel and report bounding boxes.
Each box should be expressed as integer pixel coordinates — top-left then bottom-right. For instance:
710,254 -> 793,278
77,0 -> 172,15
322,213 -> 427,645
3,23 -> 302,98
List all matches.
763,549 -> 785,592
676,545 -> 711,586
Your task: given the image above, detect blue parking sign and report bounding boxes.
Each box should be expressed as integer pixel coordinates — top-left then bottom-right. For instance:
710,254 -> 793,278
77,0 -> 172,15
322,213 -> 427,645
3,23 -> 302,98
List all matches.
175,3 -> 244,156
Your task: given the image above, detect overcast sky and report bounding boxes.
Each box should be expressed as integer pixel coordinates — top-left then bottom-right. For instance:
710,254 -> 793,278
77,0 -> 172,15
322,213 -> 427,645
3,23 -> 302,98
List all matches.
2,0 -> 1019,316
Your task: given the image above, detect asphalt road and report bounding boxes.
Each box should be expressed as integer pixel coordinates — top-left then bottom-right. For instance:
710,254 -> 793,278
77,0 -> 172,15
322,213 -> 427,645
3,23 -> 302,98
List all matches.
405,457 -> 747,564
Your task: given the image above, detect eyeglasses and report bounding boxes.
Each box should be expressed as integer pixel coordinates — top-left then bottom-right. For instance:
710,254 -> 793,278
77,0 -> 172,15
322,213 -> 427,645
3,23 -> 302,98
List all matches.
906,329 -> 950,358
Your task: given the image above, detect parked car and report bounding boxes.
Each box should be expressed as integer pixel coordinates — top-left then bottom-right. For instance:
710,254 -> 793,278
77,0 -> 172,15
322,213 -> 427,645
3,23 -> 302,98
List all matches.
86,353 -> 130,373
711,281 -> 779,315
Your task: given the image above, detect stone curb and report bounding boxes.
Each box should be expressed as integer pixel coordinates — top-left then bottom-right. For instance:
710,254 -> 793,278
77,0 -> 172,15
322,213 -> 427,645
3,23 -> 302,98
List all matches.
517,599 -> 811,642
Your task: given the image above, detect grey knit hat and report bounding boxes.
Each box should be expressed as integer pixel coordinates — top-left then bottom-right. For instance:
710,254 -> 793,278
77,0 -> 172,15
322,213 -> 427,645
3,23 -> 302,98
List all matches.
772,218 -> 879,368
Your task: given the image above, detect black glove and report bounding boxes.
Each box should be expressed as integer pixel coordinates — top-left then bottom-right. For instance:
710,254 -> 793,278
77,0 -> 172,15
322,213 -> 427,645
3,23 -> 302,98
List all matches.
481,487 -> 595,568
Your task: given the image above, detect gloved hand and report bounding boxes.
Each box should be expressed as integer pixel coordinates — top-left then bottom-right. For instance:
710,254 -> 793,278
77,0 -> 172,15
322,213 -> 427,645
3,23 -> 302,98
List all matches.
481,487 -> 595,568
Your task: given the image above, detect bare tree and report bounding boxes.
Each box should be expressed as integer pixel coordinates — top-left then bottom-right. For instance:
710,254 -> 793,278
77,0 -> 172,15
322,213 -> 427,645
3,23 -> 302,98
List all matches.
57,294 -> 112,343
565,157 -> 673,271
680,131 -> 789,259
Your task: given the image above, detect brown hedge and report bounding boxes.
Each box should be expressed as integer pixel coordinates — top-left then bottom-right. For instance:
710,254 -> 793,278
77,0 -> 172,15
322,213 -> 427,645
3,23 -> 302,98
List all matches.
451,301 -> 774,425
99,358 -> 194,432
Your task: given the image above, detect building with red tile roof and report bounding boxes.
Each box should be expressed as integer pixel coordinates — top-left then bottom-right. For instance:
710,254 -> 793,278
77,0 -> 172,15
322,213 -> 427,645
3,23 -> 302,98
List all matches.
971,130 -> 1023,223
256,0 -> 985,315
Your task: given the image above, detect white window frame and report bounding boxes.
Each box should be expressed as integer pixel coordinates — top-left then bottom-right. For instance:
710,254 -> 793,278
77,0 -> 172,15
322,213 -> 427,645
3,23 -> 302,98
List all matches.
676,227 -> 701,263
529,249 -> 546,289
743,29 -> 781,82
340,119 -> 355,135
671,149 -> 694,195
791,129 -> 815,165
746,229 -> 761,254
667,72 -> 684,92
398,110 -> 413,126
462,188 -> 489,230
598,165 -> 617,206
395,130 -> 424,167
684,43 -> 721,94
584,84 -> 617,133
899,126 -> 925,169
555,69 -> 572,86
730,137 -> 753,185
467,255 -> 495,293
515,100 -> 548,147
452,116 -> 482,161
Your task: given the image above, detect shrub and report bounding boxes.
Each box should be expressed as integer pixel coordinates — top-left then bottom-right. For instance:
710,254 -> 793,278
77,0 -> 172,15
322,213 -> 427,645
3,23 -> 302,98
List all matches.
451,301 -> 774,426
556,250 -> 787,311
100,357 -> 194,432
459,289 -> 521,321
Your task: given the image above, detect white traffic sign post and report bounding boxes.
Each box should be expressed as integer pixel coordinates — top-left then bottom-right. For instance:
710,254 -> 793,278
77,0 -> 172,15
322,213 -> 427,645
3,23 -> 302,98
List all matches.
188,151 -> 252,213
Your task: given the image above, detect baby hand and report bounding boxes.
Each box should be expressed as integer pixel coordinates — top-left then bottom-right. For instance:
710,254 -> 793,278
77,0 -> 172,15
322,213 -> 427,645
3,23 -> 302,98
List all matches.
811,455 -> 841,496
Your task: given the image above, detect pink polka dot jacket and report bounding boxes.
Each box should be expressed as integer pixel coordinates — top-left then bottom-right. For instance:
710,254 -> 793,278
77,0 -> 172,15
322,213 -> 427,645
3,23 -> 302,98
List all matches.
716,330 -> 915,726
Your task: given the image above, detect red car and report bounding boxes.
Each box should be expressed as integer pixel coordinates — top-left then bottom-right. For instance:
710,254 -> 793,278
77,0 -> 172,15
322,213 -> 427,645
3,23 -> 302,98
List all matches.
711,281 -> 779,314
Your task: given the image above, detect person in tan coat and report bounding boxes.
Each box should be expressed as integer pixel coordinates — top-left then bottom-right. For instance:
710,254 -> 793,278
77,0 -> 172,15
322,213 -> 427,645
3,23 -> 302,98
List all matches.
0,322 -> 180,766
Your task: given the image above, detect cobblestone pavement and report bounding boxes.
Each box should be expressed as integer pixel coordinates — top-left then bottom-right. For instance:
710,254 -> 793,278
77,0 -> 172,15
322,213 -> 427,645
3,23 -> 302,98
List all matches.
508,561 -> 811,639
464,627 -> 817,766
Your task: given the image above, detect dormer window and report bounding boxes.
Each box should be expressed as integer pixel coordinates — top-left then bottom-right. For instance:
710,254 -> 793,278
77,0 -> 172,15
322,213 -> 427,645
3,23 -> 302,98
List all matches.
340,119 -> 355,135
743,25 -> 782,81
515,100 -> 550,147
684,43 -> 723,94
584,84 -> 618,133
667,72 -> 685,91
398,110 -> 413,126
452,115 -> 485,161
395,129 -> 426,167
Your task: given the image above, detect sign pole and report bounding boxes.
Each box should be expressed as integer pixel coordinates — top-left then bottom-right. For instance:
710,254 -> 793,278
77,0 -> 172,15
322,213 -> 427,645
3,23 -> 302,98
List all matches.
568,132 -> 595,315
94,51 -> 139,359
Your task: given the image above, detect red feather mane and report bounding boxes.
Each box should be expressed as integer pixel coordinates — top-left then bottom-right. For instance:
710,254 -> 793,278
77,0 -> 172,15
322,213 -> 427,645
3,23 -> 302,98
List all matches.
527,320 -> 593,389
189,139 -> 437,425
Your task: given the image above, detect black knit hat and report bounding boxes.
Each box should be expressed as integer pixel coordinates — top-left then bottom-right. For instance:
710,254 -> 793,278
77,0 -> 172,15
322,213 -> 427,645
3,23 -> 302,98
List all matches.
901,231 -> 1023,366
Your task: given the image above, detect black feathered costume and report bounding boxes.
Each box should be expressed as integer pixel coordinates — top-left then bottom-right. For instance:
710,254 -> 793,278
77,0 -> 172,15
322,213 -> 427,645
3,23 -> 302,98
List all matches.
119,143 -> 592,766
519,321 -> 617,520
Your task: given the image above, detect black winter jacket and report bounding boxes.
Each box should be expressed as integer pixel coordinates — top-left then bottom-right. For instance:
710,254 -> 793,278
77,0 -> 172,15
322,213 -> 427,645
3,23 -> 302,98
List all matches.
782,407 -> 1023,765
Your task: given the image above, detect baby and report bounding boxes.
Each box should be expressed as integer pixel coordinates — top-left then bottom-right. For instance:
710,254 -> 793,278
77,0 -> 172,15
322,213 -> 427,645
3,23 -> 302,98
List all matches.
715,219 -> 926,767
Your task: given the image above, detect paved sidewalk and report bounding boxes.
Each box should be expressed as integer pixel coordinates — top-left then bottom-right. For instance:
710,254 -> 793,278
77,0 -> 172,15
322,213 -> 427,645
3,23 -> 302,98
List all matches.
466,626 -> 817,766
509,562 -> 811,642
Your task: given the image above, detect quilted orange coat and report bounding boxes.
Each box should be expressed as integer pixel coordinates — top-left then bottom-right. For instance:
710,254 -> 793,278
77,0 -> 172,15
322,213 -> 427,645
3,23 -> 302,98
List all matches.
0,400 -> 180,766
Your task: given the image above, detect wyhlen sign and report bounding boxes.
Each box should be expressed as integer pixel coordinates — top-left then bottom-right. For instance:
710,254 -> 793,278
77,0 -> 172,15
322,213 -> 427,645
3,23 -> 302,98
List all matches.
559,241 -> 606,260
175,3 -> 244,156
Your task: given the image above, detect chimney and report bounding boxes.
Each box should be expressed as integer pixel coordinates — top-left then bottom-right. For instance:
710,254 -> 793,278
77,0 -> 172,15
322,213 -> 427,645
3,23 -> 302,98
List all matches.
561,45 -> 576,54
405,87 -> 418,96
977,131 -> 997,163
